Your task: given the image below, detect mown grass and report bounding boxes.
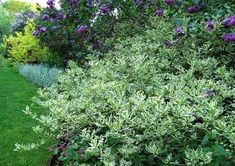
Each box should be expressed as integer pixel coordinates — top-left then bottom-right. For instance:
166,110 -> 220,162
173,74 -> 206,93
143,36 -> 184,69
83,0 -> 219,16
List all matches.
0,67 -> 52,166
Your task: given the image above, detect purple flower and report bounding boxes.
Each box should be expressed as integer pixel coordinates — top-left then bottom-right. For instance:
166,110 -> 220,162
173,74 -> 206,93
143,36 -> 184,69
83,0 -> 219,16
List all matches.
155,9 -> 164,16
47,0 -> 55,9
100,4 -> 109,14
186,5 -> 201,14
164,0 -> 174,5
39,27 -> 47,33
135,0 -> 143,6
203,89 -> 216,98
51,26 -> 60,31
86,0 -> 93,7
164,40 -> 173,47
175,27 -> 184,34
205,20 -> 214,31
76,25 -> 89,34
174,27 -> 185,40
221,16 -> 235,28
63,15 -> 68,19
224,34 -> 235,42
32,30 -> 40,36
56,12 -> 64,20
42,14 -> 49,20
50,18 -> 58,22
69,0 -> 79,7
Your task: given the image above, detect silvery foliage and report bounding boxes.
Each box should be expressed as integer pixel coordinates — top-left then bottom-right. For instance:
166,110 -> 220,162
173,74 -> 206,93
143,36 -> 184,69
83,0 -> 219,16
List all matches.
20,18 -> 235,165
11,11 -> 39,32
18,64 -> 61,87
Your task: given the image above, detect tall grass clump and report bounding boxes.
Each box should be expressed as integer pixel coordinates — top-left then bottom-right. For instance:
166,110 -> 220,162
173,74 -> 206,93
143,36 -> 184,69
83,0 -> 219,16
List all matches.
18,64 -> 60,87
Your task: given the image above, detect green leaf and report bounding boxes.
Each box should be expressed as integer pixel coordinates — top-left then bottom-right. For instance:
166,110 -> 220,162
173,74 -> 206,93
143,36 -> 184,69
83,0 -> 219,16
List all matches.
212,144 -> 229,158
201,135 -> 209,146
208,155 -> 225,166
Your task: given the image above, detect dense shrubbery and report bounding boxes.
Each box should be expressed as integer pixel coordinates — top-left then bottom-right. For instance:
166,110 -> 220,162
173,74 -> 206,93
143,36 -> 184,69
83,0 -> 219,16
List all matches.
18,64 -> 60,87
170,17 -> 235,68
33,0 -> 146,61
21,18 -> 235,165
0,0 -> 37,56
0,0 -> 37,37
2,0 -> 36,14
11,11 -> 39,32
3,22 -> 55,64
0,5 -> 13,41
32,0 -> 235,63
0,56 -> 13,67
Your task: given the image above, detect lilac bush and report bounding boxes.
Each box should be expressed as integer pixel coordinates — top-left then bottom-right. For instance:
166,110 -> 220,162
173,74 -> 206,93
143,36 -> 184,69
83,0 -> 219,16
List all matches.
32,0 -> 235,64
11,11 -> 38,32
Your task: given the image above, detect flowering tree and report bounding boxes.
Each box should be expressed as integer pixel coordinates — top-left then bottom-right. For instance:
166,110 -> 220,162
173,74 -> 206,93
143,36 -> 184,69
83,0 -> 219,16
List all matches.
33,0 -> 235,63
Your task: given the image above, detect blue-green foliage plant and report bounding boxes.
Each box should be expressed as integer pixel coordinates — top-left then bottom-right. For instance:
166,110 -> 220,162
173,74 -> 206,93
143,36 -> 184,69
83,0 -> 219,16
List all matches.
19,18 -> 235,165
18,64 -> 60,87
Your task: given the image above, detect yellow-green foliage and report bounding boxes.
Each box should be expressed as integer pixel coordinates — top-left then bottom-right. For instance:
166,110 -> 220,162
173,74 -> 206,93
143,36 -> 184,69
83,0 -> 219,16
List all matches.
4,22 -> 52,63
3,0 -> 36,13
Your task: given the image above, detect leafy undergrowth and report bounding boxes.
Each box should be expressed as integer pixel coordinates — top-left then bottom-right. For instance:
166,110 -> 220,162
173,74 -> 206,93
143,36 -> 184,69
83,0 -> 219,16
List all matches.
28,19 -> 235,165
0,67 -> 52,165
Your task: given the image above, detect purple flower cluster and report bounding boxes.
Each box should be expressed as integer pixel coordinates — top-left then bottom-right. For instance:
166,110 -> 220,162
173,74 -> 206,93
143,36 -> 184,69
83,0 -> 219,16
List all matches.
164,0 -> 174,5
52,26 -> 60,31
76,25 -> 89,34
205,21 -> 214,31
100,4 -> 109,14
56,12 -> 65,20
46,12 -> 67,23
42,14 -> 49,20
69,0 -> 79,7
222,16 -> 235,28
63,15 -> 68,19
50,18 -> 58,22
224,34 -> 235,42
47,0 -> 55,9
32,27 -> 47,36
40,27 -> 47,32
86,0 -> 93,7
186,5 -> 201,14
174,27 -> 184,35
135,0 -> 143,6
11,12 -> 38,32
32,30 -> 40,36
155,9 -> 164,16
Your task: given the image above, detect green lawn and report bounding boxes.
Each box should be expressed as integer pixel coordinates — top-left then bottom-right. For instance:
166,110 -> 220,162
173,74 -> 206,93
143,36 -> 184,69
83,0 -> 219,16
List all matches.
0,67 -> 52,166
